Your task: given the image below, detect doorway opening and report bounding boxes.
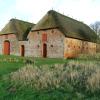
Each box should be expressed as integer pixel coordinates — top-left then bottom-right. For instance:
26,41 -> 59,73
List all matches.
20,45 -> 25,56
4,41 -> 10,55
43,43 -> 47,58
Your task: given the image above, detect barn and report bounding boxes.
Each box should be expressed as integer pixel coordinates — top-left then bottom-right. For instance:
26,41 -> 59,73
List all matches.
28,10 -> 97,58
0,18 -> 34,56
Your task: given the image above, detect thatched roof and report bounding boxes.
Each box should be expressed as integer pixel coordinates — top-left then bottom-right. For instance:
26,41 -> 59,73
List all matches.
31,10 -> 97,42
0,18 -> 34,40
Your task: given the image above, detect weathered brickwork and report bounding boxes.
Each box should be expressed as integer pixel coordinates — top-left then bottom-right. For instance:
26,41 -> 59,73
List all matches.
96,43 -> 100,53
0,30 -> 98,58
28,29 -> 65,58
0,11 -> 99,58
28,28 -> 97,58
64,38 -> 96,58
0,34 -> 19,55
19,41 -> 29,56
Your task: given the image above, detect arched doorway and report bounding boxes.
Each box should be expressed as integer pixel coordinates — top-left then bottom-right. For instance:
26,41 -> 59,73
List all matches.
20,45 -> 25,56
4,41 -> 10,55
43,43 -> 47,58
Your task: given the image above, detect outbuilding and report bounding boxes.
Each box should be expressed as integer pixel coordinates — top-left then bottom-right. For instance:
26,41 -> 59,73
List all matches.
28,10 -> 97,58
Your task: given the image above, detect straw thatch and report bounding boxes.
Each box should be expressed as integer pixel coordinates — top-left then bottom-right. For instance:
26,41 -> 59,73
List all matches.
31,10 -> 97,42
0,18 -> 35,40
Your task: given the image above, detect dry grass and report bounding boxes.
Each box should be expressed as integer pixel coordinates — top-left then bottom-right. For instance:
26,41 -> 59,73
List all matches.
9,60 -> 100,92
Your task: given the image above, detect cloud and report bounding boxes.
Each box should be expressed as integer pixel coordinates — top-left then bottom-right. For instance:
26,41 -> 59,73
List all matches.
54,0 -> 100,25
0,0 -> 56,30
0,0 -> 100,30
15,0 -> 57,23
14,0 -> 100,25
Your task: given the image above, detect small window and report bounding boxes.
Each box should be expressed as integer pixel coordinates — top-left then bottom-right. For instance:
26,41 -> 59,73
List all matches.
37,31 -> 39,34
37,45 -> 40,48
51,45 -> 53,47
51,29 -> 54,33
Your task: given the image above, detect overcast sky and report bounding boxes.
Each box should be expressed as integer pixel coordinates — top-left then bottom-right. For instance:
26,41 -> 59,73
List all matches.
0,0 -> 100,30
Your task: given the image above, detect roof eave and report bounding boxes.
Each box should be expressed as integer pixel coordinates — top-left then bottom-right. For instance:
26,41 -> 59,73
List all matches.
31,27 -> 59,32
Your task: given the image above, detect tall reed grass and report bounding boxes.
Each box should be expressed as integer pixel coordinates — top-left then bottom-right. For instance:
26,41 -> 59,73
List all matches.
9,60 -> 100,93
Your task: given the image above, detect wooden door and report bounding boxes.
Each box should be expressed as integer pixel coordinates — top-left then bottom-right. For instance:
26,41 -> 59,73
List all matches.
43,43 -> 47,58
4,41 -> 10,55
20,45 -> 25,56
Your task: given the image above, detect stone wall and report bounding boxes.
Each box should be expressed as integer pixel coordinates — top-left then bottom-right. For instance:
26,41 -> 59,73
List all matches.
0,31 -> 98,58
28,28 -> 65,58
64,38 -> 96,58
18,41 -> 30,56
0,34 -> 19,55
96,43 -> 100,53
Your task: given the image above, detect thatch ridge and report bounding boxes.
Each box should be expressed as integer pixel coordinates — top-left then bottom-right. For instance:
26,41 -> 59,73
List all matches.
0,18 -> 35,40
32,10 -> 97,42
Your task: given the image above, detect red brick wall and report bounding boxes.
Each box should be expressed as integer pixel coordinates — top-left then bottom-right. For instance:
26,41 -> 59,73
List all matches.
28,28 -> 65,58
0,34 -> 19,55
64,38 -> 96,58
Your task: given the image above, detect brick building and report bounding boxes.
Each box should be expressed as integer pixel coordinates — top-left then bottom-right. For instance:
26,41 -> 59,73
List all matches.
0,19 -> 34,56
0,10 -> 99,58
28,10 -> 97,58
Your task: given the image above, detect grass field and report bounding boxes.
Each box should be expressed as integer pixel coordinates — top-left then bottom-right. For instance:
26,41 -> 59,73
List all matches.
0,54 -> 100,100
0,55 -> 66,76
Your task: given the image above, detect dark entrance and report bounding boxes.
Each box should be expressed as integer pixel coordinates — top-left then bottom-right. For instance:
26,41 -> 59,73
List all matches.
43,43 -> 47,58
20,45 -> 25,56
4,41 -> 10,55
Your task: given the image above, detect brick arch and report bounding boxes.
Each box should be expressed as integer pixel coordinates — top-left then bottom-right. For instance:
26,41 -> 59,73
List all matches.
20,45 -> 25,57
3,40 -> 10,55
43,43 -> 47,58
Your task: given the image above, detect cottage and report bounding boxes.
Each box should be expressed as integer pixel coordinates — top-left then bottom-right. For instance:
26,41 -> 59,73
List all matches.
0,18 -> 34,56
28,10 -> 97,58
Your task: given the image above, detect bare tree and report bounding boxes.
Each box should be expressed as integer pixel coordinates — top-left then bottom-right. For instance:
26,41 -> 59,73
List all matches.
90,21 -> 100,38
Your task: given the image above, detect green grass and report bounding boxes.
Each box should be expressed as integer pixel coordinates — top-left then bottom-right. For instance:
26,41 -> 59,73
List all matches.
0,55 -> 66,76
0,54 -> 100,100
0,55 -> 25,76
0,55 -> 67,100
33,57 -> 66,65
0,62 -> 24,76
